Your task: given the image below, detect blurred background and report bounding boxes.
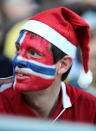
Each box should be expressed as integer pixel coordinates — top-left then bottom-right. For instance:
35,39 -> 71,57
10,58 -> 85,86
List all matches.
0,0 -> 96,95
0,115 -> 95,131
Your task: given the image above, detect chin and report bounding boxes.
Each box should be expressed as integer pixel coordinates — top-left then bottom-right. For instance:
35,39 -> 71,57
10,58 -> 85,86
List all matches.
14,79 -> 54,92
14,82 -> 40,92
13,75 -> 55,92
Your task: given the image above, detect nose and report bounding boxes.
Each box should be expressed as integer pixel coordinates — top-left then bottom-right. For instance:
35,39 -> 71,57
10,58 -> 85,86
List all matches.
19,49 -> 26,57
15,59 -> 27,68
15,49 -> 27,68
18,63 -> 26,68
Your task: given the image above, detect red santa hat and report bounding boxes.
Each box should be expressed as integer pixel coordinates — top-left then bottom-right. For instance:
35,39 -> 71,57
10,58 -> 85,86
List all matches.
20,7 -> 90,74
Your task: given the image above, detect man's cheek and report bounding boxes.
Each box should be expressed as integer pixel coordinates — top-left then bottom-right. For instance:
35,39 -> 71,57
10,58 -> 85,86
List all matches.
45,53 -> 54,65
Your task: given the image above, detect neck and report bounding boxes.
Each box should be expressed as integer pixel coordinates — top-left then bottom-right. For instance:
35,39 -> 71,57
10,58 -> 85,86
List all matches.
23,81 -> 61,118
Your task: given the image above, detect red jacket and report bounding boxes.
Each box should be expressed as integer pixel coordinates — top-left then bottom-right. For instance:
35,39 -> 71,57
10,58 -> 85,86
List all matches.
0,82 -> 96,124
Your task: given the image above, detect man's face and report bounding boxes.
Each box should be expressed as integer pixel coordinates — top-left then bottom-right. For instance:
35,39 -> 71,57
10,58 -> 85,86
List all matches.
13,31 -> 56,92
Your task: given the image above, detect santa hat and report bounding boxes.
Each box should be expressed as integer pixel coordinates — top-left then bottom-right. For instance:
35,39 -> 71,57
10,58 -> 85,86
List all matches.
20,7 -> 90,74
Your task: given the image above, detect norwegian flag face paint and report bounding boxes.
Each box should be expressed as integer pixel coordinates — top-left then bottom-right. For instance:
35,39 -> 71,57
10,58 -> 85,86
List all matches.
13,31 -> 56,92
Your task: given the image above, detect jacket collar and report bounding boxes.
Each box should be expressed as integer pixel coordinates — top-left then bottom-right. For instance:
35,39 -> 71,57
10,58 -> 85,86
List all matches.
61,82 -> 72,109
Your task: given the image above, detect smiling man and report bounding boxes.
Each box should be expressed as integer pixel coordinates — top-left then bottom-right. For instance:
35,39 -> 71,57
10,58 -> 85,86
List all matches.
0,7 -> 96,124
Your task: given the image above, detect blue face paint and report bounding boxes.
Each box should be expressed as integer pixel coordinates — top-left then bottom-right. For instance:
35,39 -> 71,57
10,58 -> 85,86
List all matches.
13,54 -> 56,79
16,31 -> 26,45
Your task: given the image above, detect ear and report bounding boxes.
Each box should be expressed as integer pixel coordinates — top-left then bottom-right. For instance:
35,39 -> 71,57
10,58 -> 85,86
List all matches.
57,55 -> 72,75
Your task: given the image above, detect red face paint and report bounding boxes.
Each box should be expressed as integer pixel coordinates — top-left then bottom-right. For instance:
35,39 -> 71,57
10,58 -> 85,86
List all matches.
14,32 -> 56,92
18,32 -> 53,65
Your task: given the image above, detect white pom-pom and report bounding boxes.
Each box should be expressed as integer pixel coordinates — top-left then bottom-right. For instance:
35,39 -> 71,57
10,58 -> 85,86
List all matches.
77,68 -> 93,88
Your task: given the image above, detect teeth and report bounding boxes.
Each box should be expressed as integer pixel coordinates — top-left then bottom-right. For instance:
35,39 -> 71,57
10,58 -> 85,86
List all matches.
17,73 -> 25,76
19,74 -> 24,76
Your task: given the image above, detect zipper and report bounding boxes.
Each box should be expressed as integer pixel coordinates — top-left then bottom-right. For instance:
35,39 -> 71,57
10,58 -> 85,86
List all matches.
51,108 -> 66,124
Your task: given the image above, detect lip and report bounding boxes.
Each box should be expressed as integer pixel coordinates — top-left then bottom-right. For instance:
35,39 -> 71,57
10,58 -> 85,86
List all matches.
15,70 -> 30,79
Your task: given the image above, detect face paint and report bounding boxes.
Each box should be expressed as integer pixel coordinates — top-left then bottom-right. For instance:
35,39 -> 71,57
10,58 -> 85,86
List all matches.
13,31 -> 56,92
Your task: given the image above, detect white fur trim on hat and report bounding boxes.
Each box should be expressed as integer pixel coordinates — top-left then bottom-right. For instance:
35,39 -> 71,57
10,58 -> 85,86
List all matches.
77,67 -> 93,88
20,20 -> 77,59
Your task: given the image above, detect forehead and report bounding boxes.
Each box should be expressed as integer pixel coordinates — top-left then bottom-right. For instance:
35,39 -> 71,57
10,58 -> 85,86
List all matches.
16,31 -> 51,50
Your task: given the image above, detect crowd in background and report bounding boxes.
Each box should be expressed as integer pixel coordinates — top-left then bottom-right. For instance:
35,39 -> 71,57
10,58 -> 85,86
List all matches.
0,0 -> 96,95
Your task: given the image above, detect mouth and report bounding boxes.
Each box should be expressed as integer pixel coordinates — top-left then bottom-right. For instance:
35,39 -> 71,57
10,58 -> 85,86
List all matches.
15,70 -> 30,79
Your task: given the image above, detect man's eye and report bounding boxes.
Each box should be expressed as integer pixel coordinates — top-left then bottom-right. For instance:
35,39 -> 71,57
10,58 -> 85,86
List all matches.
16,44 -> 21,53
27,49 -> 42,58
